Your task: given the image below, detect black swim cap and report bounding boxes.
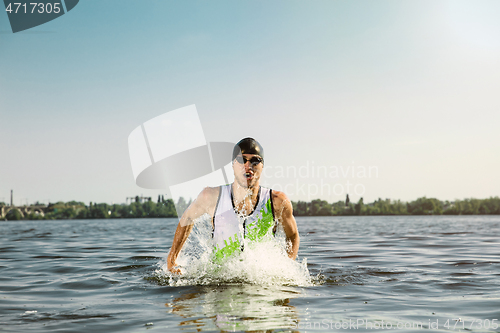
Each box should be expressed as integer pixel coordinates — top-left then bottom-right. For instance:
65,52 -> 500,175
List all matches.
232,137 -> 264,162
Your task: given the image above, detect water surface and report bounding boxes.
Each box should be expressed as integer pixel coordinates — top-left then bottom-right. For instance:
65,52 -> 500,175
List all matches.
1,216 -> 499,332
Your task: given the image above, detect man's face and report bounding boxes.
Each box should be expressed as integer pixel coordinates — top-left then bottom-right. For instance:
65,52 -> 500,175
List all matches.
233,153 -> 263,189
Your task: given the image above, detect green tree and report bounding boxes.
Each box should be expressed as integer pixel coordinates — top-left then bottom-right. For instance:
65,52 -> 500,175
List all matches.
292,201 -> 309,216
355,198 -> 364,215
407,197 -> 442,215
331,201 -> 346,215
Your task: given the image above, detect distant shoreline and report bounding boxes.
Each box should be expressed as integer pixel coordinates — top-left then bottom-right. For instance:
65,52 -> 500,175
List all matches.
292,196 -> 500,216
2,196 -> 499,220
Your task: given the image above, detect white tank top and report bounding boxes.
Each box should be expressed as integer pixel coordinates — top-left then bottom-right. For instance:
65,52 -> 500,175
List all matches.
213,184 -> 275,261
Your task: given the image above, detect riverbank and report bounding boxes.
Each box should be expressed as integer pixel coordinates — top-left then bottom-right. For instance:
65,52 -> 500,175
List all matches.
2,196 -> 499,220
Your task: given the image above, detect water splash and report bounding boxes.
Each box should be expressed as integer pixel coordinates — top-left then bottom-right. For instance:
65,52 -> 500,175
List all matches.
154,214 -> 313,286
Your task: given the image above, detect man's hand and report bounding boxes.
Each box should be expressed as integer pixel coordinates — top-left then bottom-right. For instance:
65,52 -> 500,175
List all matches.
167,260 -> 182,275
167,251 -> 181,274
167,222 -> 193,275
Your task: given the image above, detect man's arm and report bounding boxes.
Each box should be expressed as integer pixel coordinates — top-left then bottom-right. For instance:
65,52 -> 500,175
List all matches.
272,191 -> 300,260
167,187 -> 219,274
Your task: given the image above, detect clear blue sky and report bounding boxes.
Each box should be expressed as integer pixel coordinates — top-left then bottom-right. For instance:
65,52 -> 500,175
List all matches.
1,0 -> 499,205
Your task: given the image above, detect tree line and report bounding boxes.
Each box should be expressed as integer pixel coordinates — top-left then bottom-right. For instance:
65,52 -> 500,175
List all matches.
2,196 -> 500,220
0,195 -> 184,221
292,197 -> 500,216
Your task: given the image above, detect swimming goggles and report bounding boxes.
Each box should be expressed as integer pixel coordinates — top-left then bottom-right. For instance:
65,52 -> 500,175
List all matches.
234,155 -> 263,166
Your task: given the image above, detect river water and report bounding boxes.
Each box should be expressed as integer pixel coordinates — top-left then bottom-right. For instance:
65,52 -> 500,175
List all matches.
1,215 -> 499,332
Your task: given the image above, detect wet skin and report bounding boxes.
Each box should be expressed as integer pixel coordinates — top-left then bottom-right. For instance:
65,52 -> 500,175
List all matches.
167,154 -> 300,274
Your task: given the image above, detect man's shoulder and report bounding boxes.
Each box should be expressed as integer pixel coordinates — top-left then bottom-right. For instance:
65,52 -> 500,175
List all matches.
270,189 -> 292,209
271,189 -> 287,201
191,186 -> 222,214
198,186 -> 221,201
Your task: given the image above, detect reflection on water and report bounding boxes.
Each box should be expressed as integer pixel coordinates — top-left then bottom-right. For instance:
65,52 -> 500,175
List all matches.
166,284 -> 300,331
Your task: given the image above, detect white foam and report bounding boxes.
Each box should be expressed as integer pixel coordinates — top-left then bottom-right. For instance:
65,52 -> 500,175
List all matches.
155,214 -> 312,286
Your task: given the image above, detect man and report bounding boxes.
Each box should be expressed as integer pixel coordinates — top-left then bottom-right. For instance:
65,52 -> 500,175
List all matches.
167,137 -> 299,274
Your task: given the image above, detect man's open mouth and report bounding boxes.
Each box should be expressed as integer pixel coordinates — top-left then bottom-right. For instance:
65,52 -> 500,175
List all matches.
245,172 -> 253,179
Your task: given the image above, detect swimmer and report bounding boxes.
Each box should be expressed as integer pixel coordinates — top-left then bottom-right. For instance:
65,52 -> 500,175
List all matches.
167,138 -> 300,274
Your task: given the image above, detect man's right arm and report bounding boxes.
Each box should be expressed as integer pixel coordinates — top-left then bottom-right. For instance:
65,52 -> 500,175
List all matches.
167,187 -> 219,274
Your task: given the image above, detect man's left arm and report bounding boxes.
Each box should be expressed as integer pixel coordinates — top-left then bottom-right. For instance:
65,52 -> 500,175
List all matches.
273,191 -> 300,260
